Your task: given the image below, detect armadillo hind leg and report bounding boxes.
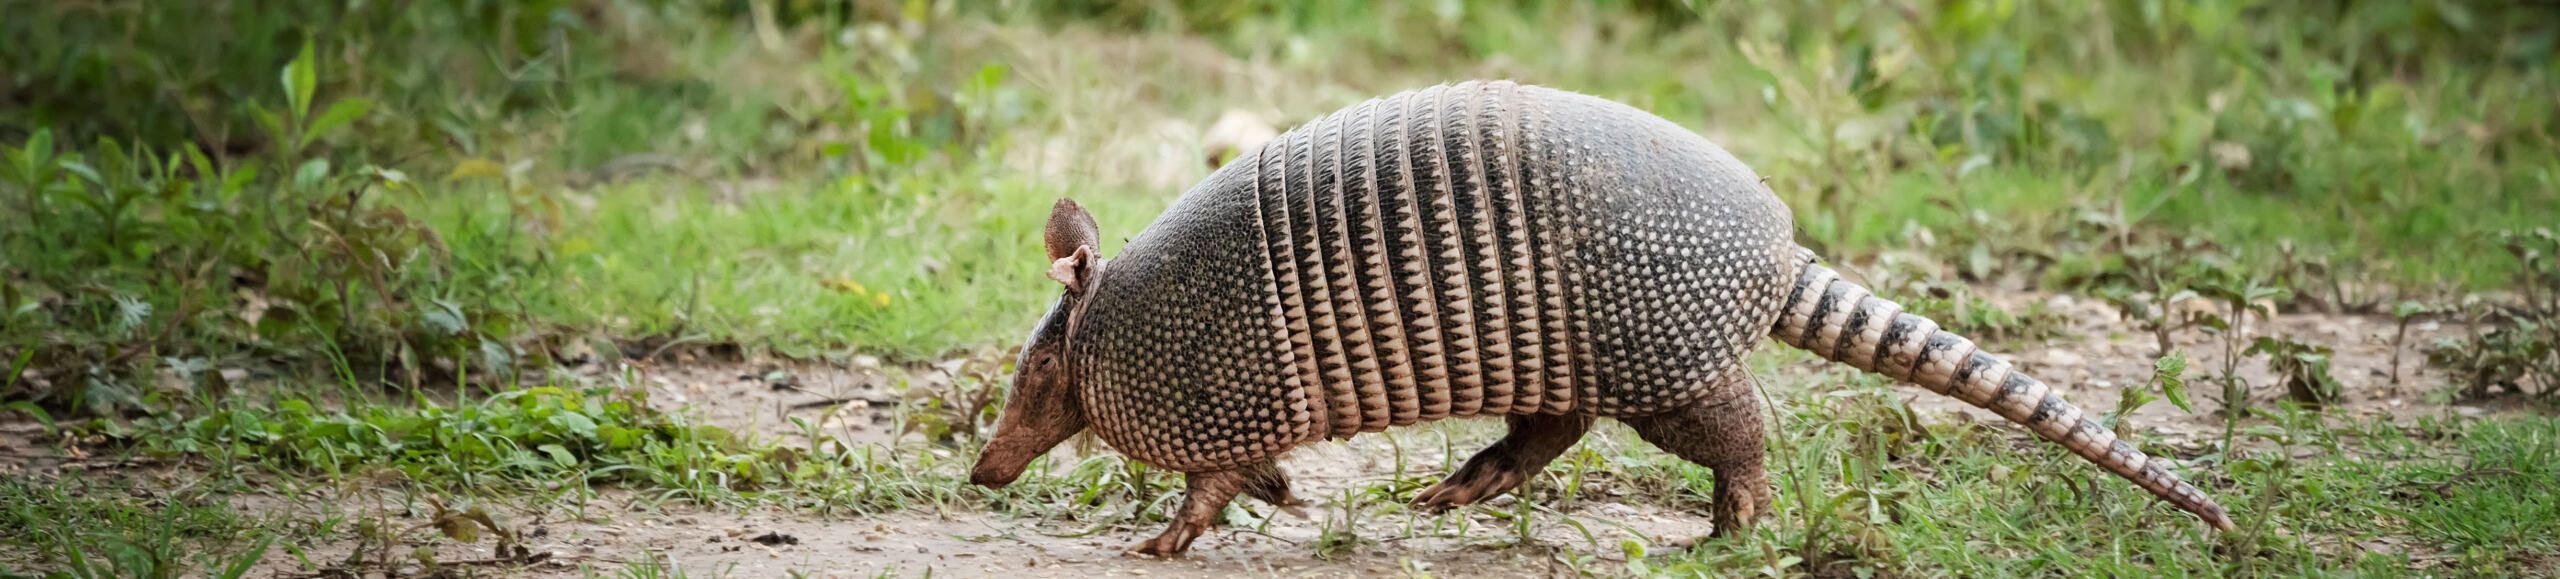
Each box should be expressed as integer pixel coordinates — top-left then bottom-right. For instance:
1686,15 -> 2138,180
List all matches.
1772,254 -> 2239,532
1411,413 -> 1597,511
1132,461 -> 1289,556
1618,370 -> 1772,537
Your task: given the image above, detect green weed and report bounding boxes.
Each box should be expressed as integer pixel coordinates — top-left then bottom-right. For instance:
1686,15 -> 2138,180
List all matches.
0,476 -> 271,579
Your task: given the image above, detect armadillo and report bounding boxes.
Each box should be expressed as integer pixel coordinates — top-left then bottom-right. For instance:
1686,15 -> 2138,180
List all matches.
970,81 -> 2235,555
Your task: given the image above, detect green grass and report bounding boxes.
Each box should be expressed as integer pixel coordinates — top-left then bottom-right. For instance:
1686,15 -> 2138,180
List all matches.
0,475 -> 272,579
1596,367 -> 2558,576
7,0 -> 2555,369
415,170 -> 1095,360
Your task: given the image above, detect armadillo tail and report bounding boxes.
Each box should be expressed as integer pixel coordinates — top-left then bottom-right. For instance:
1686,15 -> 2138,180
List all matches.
1768,251 -> 2238,532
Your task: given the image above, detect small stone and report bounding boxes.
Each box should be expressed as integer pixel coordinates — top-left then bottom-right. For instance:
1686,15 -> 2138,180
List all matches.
2456,406 -> 2484,417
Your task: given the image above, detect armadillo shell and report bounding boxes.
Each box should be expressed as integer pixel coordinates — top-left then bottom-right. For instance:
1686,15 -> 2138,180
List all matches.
1075,82 -> 1798,472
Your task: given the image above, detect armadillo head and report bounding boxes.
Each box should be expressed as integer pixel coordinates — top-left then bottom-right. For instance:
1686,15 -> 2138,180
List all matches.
971,198 -> 1105,489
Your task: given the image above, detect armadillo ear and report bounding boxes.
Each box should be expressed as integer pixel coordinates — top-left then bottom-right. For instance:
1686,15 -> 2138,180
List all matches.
1044,198 -> 1100,262
1045,245 -> 1097,291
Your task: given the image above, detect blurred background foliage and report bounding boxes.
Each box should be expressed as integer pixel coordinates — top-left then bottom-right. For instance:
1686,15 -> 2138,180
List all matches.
2,0 -> 2555,414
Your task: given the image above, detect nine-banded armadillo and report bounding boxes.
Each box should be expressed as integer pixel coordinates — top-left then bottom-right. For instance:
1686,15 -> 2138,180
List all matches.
970,80 -> 2235,556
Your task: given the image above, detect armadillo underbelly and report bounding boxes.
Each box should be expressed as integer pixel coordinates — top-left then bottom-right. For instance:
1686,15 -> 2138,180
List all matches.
1074,81 -> 1799,472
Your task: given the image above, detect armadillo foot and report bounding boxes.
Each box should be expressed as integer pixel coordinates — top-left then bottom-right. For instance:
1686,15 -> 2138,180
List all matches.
1619,372 -> 1771,538
1129,465 -> 1260,557
1414,467 -> 1527,510
1130,524 -> 1204,557
1413,413 -> 1596,511
1707,464 -> 1773,538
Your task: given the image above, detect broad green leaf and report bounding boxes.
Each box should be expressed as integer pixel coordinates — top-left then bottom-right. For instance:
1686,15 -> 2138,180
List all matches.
252,106 -> 289,149
294,158 -> 332,191
551,412 -> 598,437
303,98 -> 374,147
57,160 -> 102,185
2156,350 -> 2194,412
284,41 -> 318,120
539,444 -> 577,468
24,128 -> 52,178
421,299 -> 468,335
223,165 -> 259,200
175,144 -> 204,179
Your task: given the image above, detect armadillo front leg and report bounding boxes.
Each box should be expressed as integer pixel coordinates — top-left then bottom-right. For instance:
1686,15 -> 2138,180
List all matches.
1618,371 -> 1772,537
1132,461 -> 1292,556
1412,413 -> 1596,510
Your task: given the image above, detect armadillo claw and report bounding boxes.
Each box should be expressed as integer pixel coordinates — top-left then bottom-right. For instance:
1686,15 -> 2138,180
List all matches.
1128,525 -> 1204,557
1412,469 -> 1527,511
1707,471 -> 1774,537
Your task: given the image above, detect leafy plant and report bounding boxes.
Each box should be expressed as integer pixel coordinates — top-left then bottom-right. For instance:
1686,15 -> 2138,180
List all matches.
2192,265 -> 2289,456
2108,350 -> 2196,430
2250,336 -> 2344,406
2427,229 -> 2560,401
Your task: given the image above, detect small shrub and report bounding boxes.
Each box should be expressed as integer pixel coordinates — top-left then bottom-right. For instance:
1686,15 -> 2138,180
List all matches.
2427,229 -> 2560,400
2251,336 -> 2343,406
